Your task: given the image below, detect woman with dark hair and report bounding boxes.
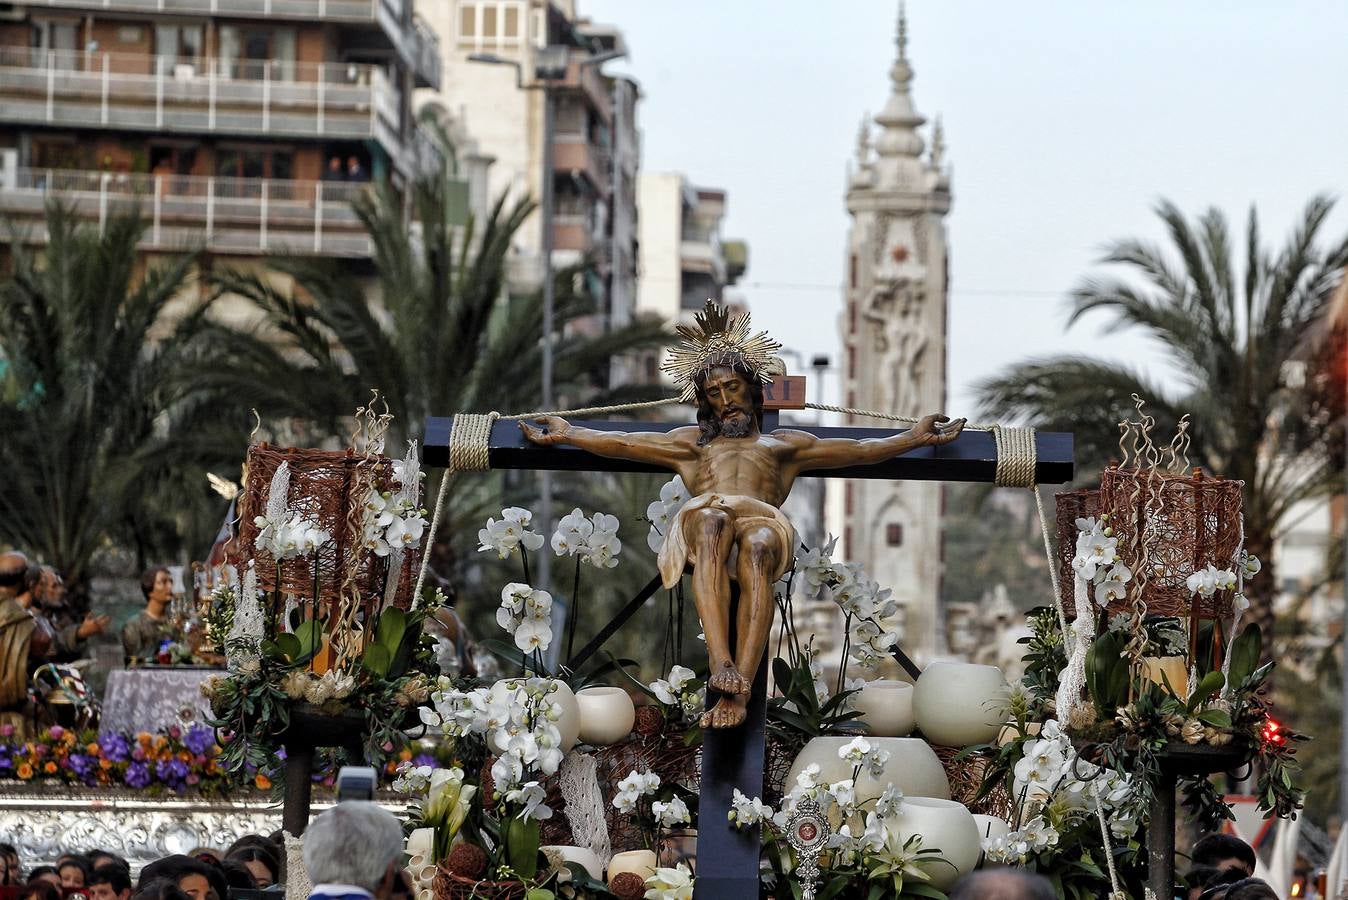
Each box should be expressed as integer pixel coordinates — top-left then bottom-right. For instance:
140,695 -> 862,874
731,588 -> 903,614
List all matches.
137,856 -> 226,900
216,861 -> 256,893
18,881 -> 61,900
223,838 -> 281,881
129,880 -> 191,900
57,858 -> 90,890
121,567 -> 174,663
0,842 -> 21,885
223,847 -> 278,890
26,868 -> 61,890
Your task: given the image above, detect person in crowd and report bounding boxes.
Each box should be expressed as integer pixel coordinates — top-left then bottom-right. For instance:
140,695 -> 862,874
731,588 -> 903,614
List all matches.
949,869 -> 1056,900
186,850 -> 220,868
224,837 -> 282,881
1190,864 -> 1246,899
16,566 -> 106,663
18,881 -> 61,900
137,856 -> 225,900
121,567 -> 175,663
344,156 -> 365,182
58,858 -> 90,890
322,157 -> 344,182
84,854 -> 127,875
129,880 -> 190,900
0,552 -> 36,727
1191,834 -> 1257,877
216,861 -> 257,893
1200,877 -> 1280,900
26,867 -> 60,889
87,866 -> 132,900
225,847 -> 278,890
302,802 -> 403,900
1,842 -> 21,885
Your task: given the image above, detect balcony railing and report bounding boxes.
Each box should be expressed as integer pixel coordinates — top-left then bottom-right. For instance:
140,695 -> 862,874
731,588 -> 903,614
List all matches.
0,47 -> 402,153
24,0 -> 441,86
0,167 -> 373,257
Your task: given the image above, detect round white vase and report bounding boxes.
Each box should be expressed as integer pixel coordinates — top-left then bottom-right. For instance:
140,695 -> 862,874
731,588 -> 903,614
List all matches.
785,736 -> 950,800
913,662 -> 1010,748
576,686 -> 636,746
542,845 -> 603,881
971,813 -> 1010,843
489,679 -> 581,753
606,849 -> 657,884
888,797 -> 982,890
853,680 -> 915,737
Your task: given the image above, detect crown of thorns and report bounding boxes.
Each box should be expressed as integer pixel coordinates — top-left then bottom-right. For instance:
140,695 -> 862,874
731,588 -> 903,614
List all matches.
662,300 -> 782,402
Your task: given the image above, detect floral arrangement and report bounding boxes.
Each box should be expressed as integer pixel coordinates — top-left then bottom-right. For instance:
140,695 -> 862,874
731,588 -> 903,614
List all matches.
727,737 -> 950,898
203,411 -> 443,788
0,723 -> 230,795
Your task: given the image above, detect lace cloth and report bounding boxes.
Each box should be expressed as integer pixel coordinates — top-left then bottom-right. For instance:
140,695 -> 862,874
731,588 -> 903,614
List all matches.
284,830 -> 312,900
100,668 -> 218,733
558,752 -> 612,866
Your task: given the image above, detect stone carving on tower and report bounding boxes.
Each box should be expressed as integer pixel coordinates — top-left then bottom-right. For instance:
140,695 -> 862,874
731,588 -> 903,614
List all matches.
833,4 -> 953,666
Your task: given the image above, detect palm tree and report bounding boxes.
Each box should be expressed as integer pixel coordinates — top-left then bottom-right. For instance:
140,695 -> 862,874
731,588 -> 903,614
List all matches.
207,169 -> 671,598
0,204 -> 258,589
977,196 -> 1348,643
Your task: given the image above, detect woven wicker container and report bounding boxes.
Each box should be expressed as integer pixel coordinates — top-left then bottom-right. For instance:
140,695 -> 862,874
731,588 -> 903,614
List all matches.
232,443 -> 422,617
432,867 -> 526,900
1057,467 -> 1243,620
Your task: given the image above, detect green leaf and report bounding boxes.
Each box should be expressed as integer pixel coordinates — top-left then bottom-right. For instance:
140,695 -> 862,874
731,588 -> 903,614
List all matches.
293,620 -> 323,662
506,815 -> 540,880
362,643 -> 390,678
1228,623 -> 1262,687
387,621 -> 422,680
1197,709 -> 1232,728
273,633 -> 301,662
524,890 -> 553,900
1187,670 -> 1225,712
375,606 -> 407,650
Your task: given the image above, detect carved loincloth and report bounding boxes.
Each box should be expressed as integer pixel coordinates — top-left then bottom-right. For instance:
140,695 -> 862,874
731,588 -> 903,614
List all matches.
657,493 -> 796,590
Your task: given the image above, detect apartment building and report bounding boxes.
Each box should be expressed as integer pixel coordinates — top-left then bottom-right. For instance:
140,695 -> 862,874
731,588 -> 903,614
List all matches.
0,0 -> 442,259
416,0 -> 637,331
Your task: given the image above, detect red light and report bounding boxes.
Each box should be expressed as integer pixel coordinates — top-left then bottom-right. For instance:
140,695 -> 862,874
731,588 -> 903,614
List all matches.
1261,718 -> 1286,746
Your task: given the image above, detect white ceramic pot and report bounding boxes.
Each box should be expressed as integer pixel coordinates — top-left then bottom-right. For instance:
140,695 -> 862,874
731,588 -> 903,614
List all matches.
405,827 -> 434,859
971,814 -> 1010,843
888,797 -> 982,890
606,849 -> 657,884
543,846 -> 604,881
576,686 -> 636,746
785,736 -> 950,801
913,662 -> 1010,748
489,679 -> 581,752
853,680 -> 915,737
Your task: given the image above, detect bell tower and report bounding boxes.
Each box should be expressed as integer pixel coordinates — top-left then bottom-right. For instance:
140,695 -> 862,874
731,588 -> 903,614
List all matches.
836,4 -> 952,663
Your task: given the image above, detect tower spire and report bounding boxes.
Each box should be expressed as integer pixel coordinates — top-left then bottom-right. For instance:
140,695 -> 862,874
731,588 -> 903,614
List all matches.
872,0 -> 925,165
855,114 -> 872,163
897,1 -> 908,62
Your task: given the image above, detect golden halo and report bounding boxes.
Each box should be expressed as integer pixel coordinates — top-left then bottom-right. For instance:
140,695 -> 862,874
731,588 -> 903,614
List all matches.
661,300 -> 782,402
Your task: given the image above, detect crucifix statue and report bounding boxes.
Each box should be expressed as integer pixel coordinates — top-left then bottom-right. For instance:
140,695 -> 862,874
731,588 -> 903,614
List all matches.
519,302 -> 964,728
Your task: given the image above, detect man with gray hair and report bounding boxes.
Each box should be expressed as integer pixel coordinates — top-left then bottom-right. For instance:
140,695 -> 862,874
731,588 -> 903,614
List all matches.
950,869 -> 1057,900
302,802 -> 403,900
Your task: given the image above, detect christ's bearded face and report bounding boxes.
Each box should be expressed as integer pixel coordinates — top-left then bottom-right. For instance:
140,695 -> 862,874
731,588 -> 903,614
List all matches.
700,366 -> 754,438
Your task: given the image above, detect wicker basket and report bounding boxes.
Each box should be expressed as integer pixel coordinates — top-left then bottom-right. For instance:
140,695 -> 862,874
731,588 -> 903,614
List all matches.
1056,467 -> 1243,620
432,866 -> 526,900
232,443 -> 423,617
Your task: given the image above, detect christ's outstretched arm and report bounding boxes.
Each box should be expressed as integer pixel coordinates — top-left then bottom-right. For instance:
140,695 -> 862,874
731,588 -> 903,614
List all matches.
780,414 -> 966,474
519,415 -> 699,470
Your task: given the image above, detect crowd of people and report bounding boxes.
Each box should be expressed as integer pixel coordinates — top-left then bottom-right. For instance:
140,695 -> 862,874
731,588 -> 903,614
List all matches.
1,803 -> 409,900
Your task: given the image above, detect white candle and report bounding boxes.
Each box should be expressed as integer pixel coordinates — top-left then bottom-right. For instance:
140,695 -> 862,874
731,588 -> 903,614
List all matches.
606,849 -> 657,884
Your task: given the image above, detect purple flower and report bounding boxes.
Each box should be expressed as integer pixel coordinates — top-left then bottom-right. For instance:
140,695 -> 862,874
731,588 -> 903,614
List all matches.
124,761 -> 151,788
155,758 -> 190,788
99,733 -> 131,762
412,753 -> 436,768
68,754 -> 97,784
183,724 -> 214,757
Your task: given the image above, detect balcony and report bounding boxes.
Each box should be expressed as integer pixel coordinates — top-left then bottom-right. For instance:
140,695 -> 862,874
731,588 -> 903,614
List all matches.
0,167 -> 372,257
25,0 -> 441,87
552,135 -> 610,195
554,60 -> 611,120
0,48 -> 409,168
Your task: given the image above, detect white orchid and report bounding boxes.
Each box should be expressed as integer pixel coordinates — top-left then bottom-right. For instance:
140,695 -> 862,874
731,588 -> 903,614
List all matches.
1186,564 -> 1236,598
652,796 -> 692,827
644,863 -> 694,900
727,788 -> 774,827
477,508 -> 546,559
505,781 -> 552,821
513,617 -> 552,653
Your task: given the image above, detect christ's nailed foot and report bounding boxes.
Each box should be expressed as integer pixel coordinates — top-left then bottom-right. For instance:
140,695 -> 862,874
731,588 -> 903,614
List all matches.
700,695 -> 748,729
708,662 -> 751,696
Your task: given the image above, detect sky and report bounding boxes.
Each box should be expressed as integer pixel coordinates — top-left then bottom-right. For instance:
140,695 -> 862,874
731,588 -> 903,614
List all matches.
582,0 -> 1348,416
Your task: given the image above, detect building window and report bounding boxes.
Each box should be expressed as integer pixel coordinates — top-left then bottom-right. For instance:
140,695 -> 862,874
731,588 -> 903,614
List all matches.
457,1 -> 525,51
886,523 -> 903,547
154,24 -> 203,68
849,253 -> 857,289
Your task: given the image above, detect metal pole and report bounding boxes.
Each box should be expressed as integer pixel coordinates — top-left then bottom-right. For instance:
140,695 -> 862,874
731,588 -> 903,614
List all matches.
537,82 -> 555,593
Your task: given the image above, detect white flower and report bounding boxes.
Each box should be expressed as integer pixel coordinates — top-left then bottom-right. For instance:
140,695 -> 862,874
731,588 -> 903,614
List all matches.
505,781 -> 552,820
797,537 -> 842,590
875,784 -> 904,819
653,796 -> 691,827
839,736 -> 872,764
644,862 -> 694,900
1233,591 -> 1250,612
513,617 -> 552,653
826,779 -> 858,815
1240,552 -> 1262,578
478,508 -> 545,558
727,788 -> 773,828
491,752 -> 524,793
659,476 -> 689,507
386,513 -> 426,550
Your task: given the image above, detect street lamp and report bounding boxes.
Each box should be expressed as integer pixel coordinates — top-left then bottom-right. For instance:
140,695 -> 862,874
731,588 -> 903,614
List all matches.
469,44 -> 625,595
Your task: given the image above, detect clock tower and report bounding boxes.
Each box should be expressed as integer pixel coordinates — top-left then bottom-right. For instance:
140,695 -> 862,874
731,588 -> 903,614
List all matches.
836,5 -> 952,663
